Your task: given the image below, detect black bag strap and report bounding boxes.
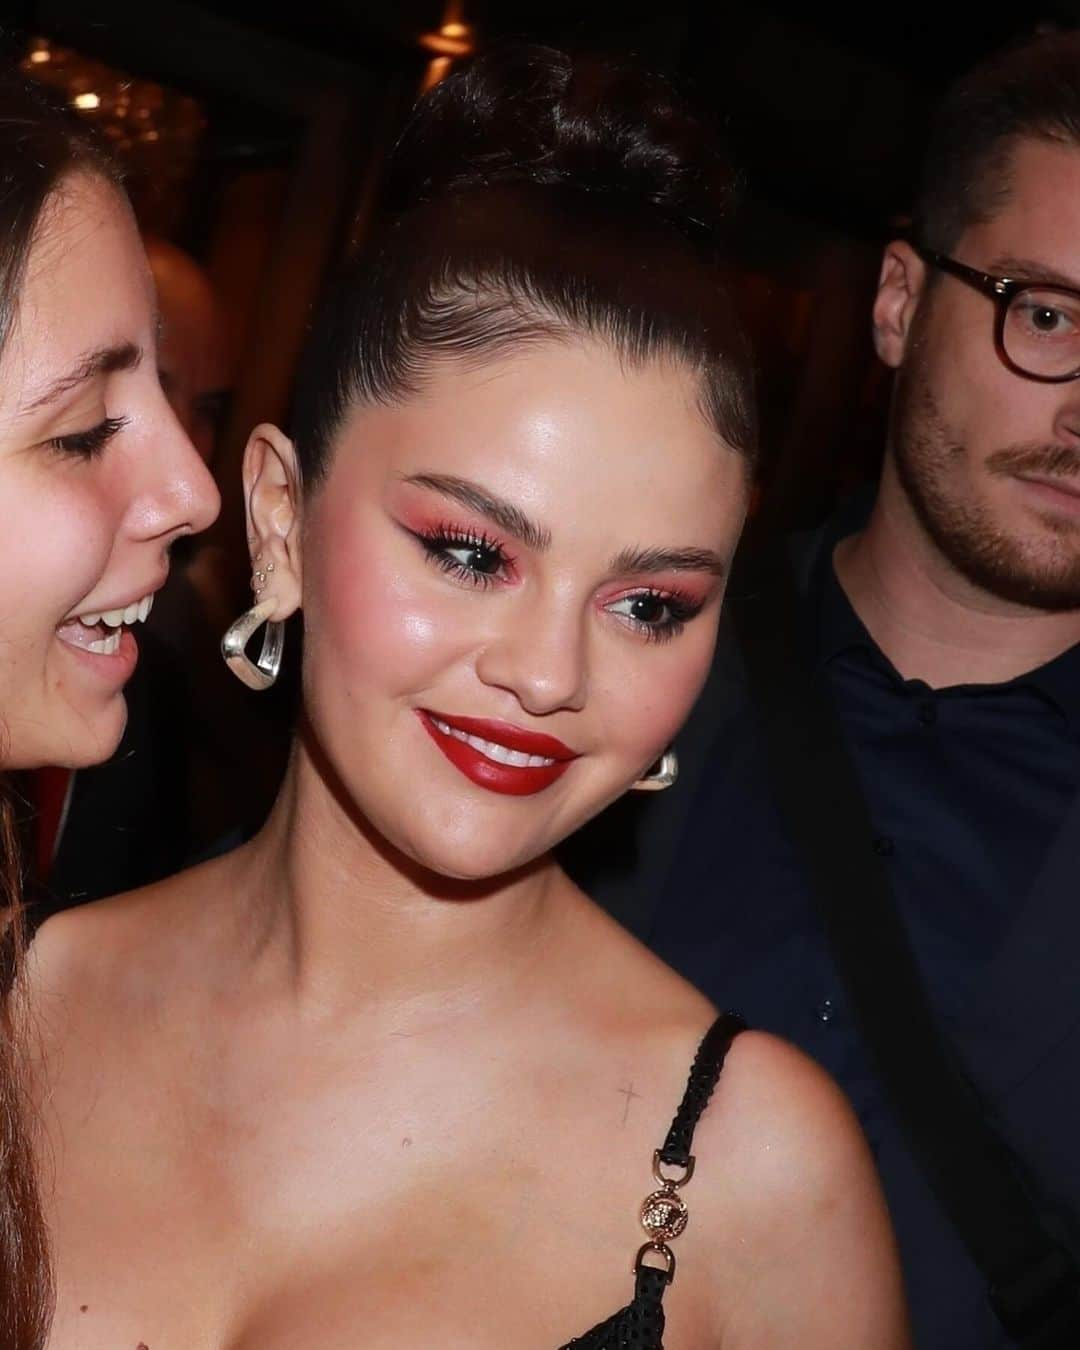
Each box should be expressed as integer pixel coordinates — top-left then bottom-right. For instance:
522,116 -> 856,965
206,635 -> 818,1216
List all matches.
729,544 -> 1080,1349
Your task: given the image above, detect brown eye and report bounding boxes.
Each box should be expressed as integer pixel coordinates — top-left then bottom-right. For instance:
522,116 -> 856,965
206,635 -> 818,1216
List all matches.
628,594 -> 667,624
443,541 -> 503,575
414,527 -> 512,588
606,590 -> 701,643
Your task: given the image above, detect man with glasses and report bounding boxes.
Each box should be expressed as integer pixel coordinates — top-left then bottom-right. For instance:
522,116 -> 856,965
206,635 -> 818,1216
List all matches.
566,30 -> 1080,1349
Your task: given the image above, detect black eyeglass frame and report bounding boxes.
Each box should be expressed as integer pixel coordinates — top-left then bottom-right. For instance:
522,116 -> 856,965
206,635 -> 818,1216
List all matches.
915,244 -> 1080,384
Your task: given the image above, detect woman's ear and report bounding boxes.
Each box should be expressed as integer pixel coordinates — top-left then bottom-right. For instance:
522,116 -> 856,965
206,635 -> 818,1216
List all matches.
872,240 -> 930,369
243,423 -> 303,622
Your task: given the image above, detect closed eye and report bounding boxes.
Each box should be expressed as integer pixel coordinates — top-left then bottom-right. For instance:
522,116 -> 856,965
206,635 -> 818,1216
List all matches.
48,415 -> 129,459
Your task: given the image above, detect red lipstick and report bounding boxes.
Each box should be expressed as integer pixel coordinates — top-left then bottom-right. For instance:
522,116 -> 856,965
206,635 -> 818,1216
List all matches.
418,710 -> 579,796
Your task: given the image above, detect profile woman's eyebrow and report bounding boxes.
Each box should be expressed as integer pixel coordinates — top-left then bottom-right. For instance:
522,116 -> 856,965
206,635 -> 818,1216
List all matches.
610,544 -> 727,576
20,340 -> 142,414
402,472 -> 552,550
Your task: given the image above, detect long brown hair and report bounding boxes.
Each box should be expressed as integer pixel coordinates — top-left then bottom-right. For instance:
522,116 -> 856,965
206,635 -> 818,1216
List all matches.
1,779 -> 51,1349
0,71 -> 122,1350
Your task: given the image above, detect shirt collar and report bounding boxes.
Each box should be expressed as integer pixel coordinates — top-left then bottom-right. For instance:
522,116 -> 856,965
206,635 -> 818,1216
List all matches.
809,493 -> 1080,727
1021,638 -> 1080,726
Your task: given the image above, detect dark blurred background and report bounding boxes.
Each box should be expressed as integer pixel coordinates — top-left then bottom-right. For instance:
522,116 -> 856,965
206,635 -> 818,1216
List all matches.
9,1 -> 1080,910
4,1 -> 1074,535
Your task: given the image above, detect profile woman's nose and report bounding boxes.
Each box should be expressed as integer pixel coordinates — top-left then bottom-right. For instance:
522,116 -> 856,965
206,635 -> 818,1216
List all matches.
130,414 -> 221,543
475,596 -> 588,716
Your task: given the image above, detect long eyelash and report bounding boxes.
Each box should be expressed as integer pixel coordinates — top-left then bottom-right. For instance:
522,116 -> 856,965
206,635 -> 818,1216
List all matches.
629,591 -> 703,645
414,522 -> 512,589
48,415 -> 129,459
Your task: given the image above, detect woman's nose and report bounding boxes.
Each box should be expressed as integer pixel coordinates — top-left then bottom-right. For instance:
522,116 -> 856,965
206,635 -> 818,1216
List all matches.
474,593 -> 588,716
126,405 -> 221,544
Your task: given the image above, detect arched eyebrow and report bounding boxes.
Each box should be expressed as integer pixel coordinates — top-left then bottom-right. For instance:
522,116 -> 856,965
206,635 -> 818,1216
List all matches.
20,341 -> 142,414
402,472 -> 726,575
402,472 -> 553,551
609,545 -> 727,577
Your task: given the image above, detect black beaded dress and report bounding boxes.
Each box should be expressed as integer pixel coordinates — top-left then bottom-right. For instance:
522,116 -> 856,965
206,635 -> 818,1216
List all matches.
559,1012 -> 745,1350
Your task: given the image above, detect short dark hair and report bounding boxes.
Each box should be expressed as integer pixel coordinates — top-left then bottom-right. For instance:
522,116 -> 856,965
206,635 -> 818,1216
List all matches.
291,44 -> 757,488
913,30 -> 1080,253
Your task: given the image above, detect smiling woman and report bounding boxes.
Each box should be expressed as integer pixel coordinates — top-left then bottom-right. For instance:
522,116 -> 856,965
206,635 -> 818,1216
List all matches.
31,45 -> 908,1350
0,71 -> 219,1349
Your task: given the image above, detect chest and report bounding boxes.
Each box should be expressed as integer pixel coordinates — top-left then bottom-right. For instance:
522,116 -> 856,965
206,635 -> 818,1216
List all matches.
42,1027 -> 723,1350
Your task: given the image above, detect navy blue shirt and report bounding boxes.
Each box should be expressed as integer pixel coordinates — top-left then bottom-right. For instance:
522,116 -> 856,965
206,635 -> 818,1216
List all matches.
635,527 -> 1080,1348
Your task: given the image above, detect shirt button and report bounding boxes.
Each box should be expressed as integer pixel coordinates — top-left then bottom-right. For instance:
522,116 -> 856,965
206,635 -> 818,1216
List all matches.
816,998 -> 836,1024
873,836 -> 895,857
917,700 -> 937,727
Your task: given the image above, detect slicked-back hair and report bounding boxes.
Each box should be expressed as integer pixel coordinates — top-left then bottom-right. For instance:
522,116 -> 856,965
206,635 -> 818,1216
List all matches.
290,46 -> 756,490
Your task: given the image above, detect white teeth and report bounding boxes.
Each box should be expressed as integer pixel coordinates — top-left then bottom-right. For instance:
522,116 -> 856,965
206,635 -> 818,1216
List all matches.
430,717 -> 555,768
76,592 -> 155,629
87,631 -> 121,656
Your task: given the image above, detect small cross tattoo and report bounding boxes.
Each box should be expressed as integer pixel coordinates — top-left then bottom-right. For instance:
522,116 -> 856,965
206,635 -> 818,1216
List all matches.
618,1081 -> 642,1126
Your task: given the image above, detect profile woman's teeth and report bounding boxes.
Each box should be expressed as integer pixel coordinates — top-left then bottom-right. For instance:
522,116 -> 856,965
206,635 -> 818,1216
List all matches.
55,590 -> 156,655
89,631 -> 121,655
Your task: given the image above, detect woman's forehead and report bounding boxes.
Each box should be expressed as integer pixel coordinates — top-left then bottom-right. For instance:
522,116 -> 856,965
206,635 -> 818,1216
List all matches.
321,343 -> 747,550
0,176 -> 151,411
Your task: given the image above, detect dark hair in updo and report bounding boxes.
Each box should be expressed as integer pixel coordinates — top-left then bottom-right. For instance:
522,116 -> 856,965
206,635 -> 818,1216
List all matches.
291,44 -> 756,486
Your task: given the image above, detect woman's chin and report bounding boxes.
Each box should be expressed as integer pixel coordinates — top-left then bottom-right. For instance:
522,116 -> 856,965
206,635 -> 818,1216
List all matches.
390,829 -> 550,891
28,696 -> 128,771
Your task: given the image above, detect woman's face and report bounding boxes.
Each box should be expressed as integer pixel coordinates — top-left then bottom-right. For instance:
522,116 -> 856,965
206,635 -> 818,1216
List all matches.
298,339 -> 748,880
0,173 -> 219,769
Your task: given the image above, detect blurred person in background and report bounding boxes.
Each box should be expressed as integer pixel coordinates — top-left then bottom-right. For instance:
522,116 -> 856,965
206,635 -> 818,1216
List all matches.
567,29 -> 1080,1349
145,234 -> 232,473
0,72 -> 219,1348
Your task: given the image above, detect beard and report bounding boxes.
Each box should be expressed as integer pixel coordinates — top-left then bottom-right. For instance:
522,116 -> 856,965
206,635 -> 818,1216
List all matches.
890,361 -> 1080,612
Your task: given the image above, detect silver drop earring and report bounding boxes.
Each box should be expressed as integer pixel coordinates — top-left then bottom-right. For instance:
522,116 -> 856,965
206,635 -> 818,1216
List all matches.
631,749 -> 679,792
221,555 -> 285,691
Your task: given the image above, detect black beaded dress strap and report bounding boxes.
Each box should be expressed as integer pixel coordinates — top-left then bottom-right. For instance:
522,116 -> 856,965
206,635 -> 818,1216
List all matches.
559,1011 -> 746,1350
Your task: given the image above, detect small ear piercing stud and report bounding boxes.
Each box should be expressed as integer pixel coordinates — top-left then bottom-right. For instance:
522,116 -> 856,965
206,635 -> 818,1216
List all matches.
251,553 -> 275,596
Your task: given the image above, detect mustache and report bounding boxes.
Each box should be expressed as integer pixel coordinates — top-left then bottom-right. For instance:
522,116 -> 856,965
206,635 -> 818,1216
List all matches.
986,443 -> 1080,478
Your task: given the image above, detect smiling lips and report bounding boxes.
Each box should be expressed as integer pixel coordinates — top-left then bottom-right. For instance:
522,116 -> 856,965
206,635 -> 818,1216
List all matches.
55,589 -> 156,662
419,710 -> 579,796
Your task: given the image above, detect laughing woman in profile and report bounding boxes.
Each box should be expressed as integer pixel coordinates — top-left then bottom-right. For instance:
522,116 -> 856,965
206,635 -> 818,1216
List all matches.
0,75 -> 220,1349
31,47 -> 909,1349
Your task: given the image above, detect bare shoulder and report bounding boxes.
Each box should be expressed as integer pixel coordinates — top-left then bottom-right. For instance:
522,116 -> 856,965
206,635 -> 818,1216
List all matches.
692,1031 -> 911,1348
702,1029 -> 871,1184
25,848 -> 238,1049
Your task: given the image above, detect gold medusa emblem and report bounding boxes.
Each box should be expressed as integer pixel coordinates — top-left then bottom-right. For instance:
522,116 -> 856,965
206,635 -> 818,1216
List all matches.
639,1187 -> 689,1243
